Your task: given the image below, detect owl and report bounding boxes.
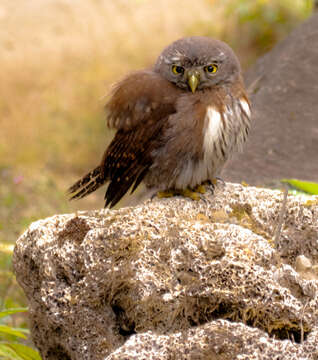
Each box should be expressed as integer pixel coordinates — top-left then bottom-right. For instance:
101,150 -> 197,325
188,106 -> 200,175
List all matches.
68,36 -> 251,207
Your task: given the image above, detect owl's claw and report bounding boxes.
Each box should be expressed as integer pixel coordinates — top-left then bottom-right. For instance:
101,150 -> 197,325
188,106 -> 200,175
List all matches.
179,188 -> 201,201
214,176 -> 225,185
157,179 -> 218,201
157,190 -> 175,198
157,187 -> 201,201
193,184 -> 207,194
194,179 -> 216,193
201,178 -> 222,192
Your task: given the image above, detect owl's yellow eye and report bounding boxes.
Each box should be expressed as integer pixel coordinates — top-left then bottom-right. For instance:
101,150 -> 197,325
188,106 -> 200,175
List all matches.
172,65 -> 184,75
204,64 -> 218,73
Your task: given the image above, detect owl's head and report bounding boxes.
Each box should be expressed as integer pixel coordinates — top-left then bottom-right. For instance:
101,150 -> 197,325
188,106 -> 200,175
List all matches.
154,36 -> 241,93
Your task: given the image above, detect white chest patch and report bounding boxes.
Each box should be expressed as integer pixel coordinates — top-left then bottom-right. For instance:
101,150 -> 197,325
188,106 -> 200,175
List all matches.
174,107 -> 223,189
203,107 -> 223,156
239,99 -> 251,118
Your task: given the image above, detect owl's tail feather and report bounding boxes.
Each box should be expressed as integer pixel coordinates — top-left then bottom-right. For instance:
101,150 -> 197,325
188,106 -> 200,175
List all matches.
68,166 -> 106,200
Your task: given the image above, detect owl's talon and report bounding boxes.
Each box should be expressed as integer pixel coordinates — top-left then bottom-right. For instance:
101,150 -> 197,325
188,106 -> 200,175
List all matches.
157,190 -> 175,198
157,180 -> 217,202
179,188 -> 201,201
157,188 -> 202,201
194,184 -> 206,194
214,176 -> 225,185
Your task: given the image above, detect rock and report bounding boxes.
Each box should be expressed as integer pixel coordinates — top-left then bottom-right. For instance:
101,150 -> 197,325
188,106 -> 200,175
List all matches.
223,13 -> 318,185
13,183 -> 318,359
295,255 -> 312,272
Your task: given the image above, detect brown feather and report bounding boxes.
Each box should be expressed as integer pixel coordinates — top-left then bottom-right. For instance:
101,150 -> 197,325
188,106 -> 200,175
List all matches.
68,166 -> 104,200
106,70 -> 182,130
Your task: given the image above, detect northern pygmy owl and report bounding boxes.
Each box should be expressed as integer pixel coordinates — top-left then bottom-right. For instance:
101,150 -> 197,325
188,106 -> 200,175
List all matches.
68,36 -> 251,207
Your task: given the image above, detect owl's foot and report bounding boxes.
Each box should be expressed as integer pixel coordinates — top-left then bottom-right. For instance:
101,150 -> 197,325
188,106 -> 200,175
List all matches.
157,188 -> 201,201
157,179 -> 219,201
193,184 -> 207,194
214,176 -> 225,185
157,190 -> 175,198
194,179 -> 217,193
179,188 -> 201,201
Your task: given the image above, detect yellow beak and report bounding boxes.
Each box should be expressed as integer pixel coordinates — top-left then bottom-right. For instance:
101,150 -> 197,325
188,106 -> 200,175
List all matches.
187,73 -> 200,93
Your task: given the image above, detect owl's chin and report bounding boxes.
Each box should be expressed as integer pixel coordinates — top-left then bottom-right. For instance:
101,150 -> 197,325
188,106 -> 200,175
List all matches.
175,84 -> 203,93
175,82 -> 215,93
174,82 -> 189,91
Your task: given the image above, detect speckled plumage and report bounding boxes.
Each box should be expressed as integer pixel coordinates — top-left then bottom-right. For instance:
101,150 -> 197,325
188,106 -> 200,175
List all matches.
68,37 -> 251,207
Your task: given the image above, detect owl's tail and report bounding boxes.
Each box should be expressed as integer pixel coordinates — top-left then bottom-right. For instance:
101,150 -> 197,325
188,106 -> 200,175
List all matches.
68,166 -> 106,200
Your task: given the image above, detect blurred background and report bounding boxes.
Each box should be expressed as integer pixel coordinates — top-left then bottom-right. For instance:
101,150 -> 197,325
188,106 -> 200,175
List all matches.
0,0 -> 315,336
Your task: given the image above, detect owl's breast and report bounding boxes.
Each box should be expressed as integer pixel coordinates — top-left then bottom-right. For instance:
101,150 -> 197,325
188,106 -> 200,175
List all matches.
174,97 -> 251,189
203,97 -> 250,160
146,95 -> 251,191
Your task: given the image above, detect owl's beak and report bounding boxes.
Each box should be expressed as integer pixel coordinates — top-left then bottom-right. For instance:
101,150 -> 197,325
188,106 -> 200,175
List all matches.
187,71 -> 200,93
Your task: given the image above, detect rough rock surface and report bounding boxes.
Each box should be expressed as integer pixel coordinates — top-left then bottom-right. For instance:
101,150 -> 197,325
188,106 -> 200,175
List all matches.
223,13 -> 318,185
13,183 -> 318,359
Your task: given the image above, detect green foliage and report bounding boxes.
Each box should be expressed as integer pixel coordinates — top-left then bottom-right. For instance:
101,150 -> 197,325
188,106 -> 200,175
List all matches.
0,325 -> 28,339
0,344 -> 41,360
281,179 -> 318,195
0,308 -> 41,360
231,0 -> 312,50
0,309 -> 28,320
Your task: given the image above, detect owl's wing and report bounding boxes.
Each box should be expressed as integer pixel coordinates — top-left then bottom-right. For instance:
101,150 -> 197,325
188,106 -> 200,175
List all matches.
69,71 -> 180,207
102,71 -> 182,207
106,70 -> 180,130
101,124 -> 159,207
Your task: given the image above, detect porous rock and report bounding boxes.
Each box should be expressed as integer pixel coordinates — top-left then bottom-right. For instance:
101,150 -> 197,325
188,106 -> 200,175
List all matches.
13,183 -> 318,359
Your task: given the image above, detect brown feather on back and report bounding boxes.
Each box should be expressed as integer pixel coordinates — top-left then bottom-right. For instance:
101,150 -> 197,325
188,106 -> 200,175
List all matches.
106,70 -> 182,130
